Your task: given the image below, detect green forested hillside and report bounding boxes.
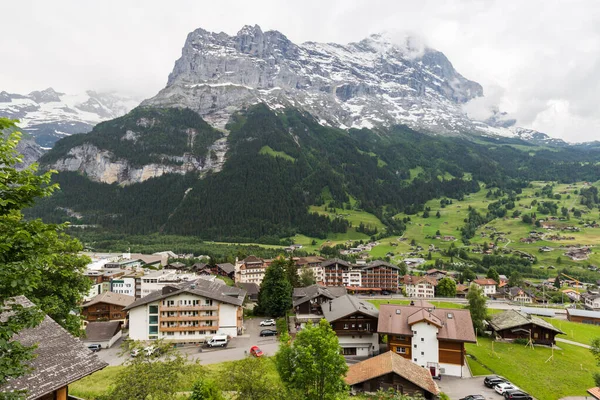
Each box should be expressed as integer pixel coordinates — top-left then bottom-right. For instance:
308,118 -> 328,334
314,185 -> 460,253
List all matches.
27,104 -> 600,243
41,107 -> 223,166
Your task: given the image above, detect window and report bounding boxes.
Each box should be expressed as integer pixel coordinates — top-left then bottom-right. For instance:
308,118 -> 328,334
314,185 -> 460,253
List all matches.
534,332 -> 539,339
414,344 -> 417,348
421,338 -> 424,342
149,305 -> 158,314
414,358 -> 417,362
344,324 -> 349,329
545,333 -> 549,339
149,315 -> 158,324
421,351 -> 424,356
149,326 -> 158,334
396,347 -> 406,354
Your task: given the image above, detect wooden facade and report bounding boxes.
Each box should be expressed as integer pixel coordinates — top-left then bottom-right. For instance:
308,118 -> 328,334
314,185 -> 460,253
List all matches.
494,322 -> 559,345
388,335 -> 412,359
330,312 -> 378,336
296,294 -> 331,314
37,386 -> 67,400
567,313 -> 600,325
82,302 -> 127,322
438,340 -> 464,365
350,372 -> 435,399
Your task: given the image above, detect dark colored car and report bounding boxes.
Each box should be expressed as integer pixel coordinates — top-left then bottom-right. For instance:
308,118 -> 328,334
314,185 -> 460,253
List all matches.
259,329 -> 278,337
484,375 -> 508,388
504,390 -> 533,399
460,395 -> 485,400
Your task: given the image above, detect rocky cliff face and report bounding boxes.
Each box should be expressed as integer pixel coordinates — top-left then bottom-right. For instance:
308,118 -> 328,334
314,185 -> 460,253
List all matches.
0,88 -> 139,148
143,25 -> 488,134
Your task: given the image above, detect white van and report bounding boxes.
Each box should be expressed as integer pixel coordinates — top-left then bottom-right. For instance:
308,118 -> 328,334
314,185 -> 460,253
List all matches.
206,335 -> 228,348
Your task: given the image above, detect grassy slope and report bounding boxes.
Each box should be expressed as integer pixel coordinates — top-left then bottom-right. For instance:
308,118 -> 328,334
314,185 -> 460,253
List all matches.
544,317 -> 600,345
466,338 -> 596,399
259,145 -> 296,162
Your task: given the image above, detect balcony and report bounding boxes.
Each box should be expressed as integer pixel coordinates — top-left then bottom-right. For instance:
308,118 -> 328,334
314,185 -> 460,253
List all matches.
160,305 -> 218,312
159,325 -> 219,332
160,315 -> 219,322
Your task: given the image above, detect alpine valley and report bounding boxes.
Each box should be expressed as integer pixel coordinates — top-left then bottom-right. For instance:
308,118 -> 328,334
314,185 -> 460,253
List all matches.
24,25 -> 600,244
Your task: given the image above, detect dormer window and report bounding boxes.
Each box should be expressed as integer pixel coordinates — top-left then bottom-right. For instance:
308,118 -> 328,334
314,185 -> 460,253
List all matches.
447,313 -> 454,319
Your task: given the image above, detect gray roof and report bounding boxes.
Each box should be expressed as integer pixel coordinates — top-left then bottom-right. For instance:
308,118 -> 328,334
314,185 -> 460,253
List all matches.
84,321 -> 121,342
489,310 -> 564,334
83,291 -> 135,308
321,258 -> 353,268
362,260 -> 399,270
292,284 -> 347,307
520,307 -> 556,318
1,297 -> 108,398
567,308 -> 600,318
217,263 -> 235,274
237,282 -> 260,296
322,294 -> 379,322
124,278 -> 246,310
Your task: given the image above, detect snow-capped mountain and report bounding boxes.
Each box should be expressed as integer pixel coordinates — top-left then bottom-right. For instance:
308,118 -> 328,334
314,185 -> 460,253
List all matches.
143,24 -> 522,139
0,88 -> 139,147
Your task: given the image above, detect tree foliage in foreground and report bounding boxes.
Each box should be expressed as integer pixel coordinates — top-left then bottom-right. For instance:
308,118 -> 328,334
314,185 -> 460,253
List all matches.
0,118 -> 91,397
224,356 -> 286,400
276,319 -> 348,400
467,283 -> 488,335
256,257 -> 292,317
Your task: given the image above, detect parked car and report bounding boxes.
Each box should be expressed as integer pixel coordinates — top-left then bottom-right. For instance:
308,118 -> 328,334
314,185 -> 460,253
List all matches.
250,345 -> 264,357
87,344 -> 101,352
259,319 -> 276,326
260,329 -> 278,337
504,390 -> 533,399
206,335 -> 229,348
460,396 -> 485,400
483,375 -> 508,388
495,383 -> 520,395
381,291 -> 390,295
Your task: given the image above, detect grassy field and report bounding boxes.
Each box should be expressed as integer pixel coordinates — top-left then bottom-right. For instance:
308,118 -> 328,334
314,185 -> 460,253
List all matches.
70,357 -> 280,399
367,299 -> 466,309
544,317 -> 600,345
259,145 -> 296,162
466,338 -> 596,399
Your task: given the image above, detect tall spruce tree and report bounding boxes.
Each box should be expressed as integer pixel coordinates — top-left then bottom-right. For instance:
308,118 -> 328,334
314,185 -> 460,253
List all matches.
256,257 -> 292,317
467,283 -> 488,335
285,256 -> 300,288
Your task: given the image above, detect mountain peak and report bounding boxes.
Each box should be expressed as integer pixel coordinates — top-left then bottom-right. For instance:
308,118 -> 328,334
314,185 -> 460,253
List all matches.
28,87 -> 63,103
236,24 -> 263,37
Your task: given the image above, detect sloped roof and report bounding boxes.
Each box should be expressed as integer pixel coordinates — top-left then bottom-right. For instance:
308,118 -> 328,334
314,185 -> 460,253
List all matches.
217,263 -> 235,274
407,308 -> 443,327
345,351 -> 440,395
84,321 -> 121,342
588,387 -> 600,399
321,258 -> 353,268
1,297 -> 108,398
489,310 -> 564,334
567,308 -> 600,319
321,294 -> 379,322
378,304 -> 476,343
362,260 -> 399,270
292,284 -> 346,307
242,255 -> 263,263
237,282 -> 260,296
83,291 -> 135,308
474,278 -> 497,286
124,278 -> 246,310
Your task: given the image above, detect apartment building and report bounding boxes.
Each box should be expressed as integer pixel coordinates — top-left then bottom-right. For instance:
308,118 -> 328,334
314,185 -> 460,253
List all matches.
140,270 -> 201,297
473,278 -> 497,297
403,275 -> 437,298
125,279 -> 246,342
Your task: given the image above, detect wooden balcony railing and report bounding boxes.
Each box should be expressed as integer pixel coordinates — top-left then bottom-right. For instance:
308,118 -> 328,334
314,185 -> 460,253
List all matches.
160,305 -> 218,312
160,315 -> 219,322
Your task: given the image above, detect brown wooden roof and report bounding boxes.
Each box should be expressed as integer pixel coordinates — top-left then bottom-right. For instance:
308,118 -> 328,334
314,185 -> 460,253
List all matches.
345,351 -> 440,395
82,291 -> 135,308
378,304 -> 476,343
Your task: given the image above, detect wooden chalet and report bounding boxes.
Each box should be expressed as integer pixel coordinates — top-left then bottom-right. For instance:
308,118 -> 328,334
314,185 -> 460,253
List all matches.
489,310 -> 564,345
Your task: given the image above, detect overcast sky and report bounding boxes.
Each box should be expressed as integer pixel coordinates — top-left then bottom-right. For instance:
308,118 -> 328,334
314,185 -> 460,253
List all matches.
2,0 -> 599,142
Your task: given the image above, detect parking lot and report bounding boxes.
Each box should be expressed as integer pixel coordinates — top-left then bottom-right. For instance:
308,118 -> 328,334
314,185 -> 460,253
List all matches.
96,317 -> 281,366
438,376 -> 535,400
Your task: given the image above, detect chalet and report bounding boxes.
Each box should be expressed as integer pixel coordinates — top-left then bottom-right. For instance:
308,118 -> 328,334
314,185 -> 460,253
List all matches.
236,282 -> 260,302
425,269 -> 448,281
472,278 -> 497,297
81,291 -> 135,323
442,236 -> 456,242
562,289 -> 581,302
0,296 -> 107,399
345,351 -> 440,399
191,263 -> 211,275
378,302 -> 476,377
293,285 -> 346,327
165,261 -> 187,270
583,293 -> 600,310
322,294 -> 379,357
489,310 -> 564,345
507,287 -> 533,303
403,275 -> 437,298
566,308 -> 600,325
403,258 -> 426,268
83,320 -> 123,349
455,284 -> 469,298
214,263 -> 235,279
565,247 -> 592,261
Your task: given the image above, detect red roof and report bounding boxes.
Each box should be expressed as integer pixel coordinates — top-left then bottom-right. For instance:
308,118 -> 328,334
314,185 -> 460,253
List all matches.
474,278 -> 497,286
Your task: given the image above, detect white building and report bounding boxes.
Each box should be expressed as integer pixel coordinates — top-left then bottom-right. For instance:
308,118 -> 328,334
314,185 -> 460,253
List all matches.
403,276 -> 437,298
378,302 -> 477,377
584,293 -> 600,310
125,279 -> 246,343
473,278 -> 497,297
140,270 -> 201,297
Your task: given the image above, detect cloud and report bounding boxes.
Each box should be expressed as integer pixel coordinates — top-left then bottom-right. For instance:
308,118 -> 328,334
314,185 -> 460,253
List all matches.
1,0 -> 600,142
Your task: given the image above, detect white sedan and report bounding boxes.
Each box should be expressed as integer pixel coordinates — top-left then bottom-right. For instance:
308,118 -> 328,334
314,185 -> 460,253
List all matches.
495,382 -> 519,395
260,319 -> 276,326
